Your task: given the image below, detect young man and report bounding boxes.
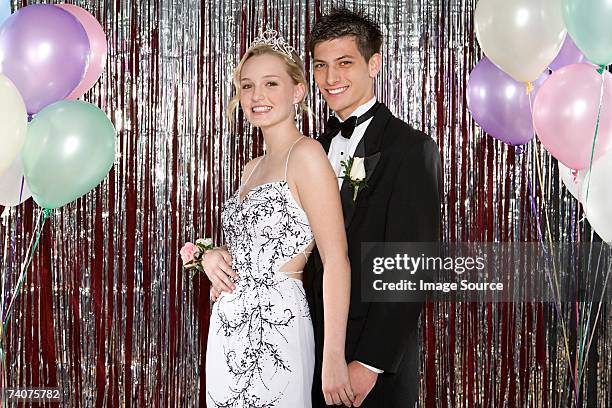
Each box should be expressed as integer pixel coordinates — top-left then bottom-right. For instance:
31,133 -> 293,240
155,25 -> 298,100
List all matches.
305,8 -> 441,407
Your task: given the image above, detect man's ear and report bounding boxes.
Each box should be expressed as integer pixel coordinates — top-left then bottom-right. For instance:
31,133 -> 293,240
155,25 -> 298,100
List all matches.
293,82 -> 306,104
368,53 -> 382,78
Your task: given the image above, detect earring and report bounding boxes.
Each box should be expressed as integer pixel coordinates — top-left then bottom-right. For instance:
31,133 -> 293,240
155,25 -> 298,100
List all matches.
294,103 -> 299,118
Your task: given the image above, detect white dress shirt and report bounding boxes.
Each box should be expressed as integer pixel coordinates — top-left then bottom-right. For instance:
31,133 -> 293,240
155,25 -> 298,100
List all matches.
328,97 -> 377,188
327,97 -> 384,375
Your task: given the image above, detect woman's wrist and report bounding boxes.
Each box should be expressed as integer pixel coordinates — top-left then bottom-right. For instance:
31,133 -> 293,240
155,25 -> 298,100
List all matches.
323,344 -> 345,357
180,237 -> 214,273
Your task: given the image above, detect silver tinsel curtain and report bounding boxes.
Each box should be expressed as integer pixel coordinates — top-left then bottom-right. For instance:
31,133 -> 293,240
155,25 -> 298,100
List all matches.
1,0 -> 610,406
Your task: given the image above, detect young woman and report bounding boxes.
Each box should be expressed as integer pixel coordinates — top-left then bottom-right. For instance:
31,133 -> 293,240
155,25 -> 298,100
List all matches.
204,30 -> 354,407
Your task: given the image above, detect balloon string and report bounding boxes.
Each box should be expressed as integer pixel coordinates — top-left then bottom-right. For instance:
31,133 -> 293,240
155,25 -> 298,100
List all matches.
17,176 -> 24,204
527,91 -> 578,403
572,202 -> 586,403
576,233 -> 609,392
0,176 -> 25,324
533,143 -> 580,405
578,251 -> 612,389
0,338 -> 5,408
575,233 -> 594,394
0,208 -> 49,408
525,81 -> 534,95
574,197 -> 587,401
584,65 -> 606,205
1,208 -> 50,335
572,68 -> 609,394
575,66 -> 607,388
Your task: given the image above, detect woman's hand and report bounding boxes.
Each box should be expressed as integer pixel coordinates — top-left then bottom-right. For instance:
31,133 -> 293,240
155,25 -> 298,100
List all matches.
322,352 -> 354,406
210,286 -> 222,302
202,247 -> 237,293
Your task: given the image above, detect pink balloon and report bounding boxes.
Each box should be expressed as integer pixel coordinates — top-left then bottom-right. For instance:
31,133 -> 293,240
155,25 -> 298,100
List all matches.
55,4 -> 107,99
533,63 -> 612,169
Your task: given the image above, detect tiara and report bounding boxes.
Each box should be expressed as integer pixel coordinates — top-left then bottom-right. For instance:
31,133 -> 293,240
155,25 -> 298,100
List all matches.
249,28 -> 297,62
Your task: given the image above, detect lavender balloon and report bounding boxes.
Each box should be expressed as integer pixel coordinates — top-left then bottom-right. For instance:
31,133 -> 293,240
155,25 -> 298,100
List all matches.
549,35 -> 589,71
0,4 -> 90,114
467,57 -> 549,146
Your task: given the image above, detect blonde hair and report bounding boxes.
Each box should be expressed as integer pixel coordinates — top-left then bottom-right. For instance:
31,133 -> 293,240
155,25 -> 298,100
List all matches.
227,45 -> 309,126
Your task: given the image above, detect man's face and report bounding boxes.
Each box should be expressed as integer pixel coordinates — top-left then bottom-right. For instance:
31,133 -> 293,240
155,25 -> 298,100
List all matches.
313,36 -> 380,120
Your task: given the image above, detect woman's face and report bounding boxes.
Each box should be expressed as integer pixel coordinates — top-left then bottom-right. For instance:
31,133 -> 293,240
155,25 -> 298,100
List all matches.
239,53 -> 304,129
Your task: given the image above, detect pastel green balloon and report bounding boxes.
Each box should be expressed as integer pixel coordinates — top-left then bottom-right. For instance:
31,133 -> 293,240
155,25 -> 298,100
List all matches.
563,0 -> 612,66
22,100 -> 116,209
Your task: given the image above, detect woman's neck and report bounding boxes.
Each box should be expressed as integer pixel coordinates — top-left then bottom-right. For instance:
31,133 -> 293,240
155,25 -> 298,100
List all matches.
259,118 -> 303,155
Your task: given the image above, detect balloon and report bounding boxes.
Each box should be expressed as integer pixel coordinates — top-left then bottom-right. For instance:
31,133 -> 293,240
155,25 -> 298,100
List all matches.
563,0 -> 612,66
55,4 -> 107,99
0,74 -> 27,178
0,4 -> 90,114
533,64 -> 612,169
475,0 -> 566,82
467,57 -> 548,145
549,35 -> 589,71
558,161 -> 585,201
0,0 -> 10,26
581,150 -> 612,242
22,100 -> 116,209
0,156 -> 31,207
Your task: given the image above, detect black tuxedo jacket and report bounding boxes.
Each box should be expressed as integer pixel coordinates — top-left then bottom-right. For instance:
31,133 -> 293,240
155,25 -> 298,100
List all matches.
305,103 -> 441,407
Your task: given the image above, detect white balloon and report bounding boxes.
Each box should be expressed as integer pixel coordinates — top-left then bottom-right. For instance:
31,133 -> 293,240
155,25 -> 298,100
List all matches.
582,151 -> 612,242
0,156 -> 31,207
475,0 -> 566,82
0,74 -> 27,177
558,161 -> 586,201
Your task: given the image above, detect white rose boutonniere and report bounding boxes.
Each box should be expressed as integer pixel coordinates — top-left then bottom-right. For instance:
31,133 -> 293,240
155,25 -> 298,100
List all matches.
340,156 -> 367,201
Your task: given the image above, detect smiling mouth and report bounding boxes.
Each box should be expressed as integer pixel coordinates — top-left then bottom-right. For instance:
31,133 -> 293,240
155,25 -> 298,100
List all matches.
327,86 -> 348,95
252,106 -> 272,113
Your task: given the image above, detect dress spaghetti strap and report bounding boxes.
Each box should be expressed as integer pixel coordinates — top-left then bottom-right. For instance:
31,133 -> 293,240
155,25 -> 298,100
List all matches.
238,156 -> 264,201
284,136 -> 306,180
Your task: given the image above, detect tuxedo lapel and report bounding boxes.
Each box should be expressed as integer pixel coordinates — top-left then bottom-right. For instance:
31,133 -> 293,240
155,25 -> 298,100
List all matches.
341,104 -> 392,229
316,129 -> 334,153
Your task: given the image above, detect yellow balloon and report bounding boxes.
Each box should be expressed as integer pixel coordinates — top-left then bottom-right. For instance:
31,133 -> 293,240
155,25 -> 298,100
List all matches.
475,0 -> 567,82
0,74 -> 27,178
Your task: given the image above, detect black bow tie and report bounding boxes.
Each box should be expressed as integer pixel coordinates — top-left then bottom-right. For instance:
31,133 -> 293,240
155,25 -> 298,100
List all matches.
324,102 -> 381,139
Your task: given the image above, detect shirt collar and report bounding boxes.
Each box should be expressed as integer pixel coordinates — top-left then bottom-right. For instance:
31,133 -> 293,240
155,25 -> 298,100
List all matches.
335,97 -> 377,122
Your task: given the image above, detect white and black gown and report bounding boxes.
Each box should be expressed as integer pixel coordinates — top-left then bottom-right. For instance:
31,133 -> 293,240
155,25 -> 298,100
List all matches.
206,137 -> 315,407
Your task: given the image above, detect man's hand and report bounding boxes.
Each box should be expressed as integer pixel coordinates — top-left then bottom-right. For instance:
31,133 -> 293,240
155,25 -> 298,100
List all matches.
202,247 -> 237,293
347,361 -> 378,407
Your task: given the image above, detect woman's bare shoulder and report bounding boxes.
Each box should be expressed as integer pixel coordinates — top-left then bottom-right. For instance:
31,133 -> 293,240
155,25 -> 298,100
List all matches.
291,136 -> 327,161
289,137 -> 334,180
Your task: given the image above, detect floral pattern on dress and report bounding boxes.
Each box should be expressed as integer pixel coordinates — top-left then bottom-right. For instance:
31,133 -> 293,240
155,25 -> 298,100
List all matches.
206,180 -> 314,408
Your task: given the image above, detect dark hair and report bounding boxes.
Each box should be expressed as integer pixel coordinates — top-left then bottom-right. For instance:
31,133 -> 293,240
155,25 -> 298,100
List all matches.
309,7 -> 382,61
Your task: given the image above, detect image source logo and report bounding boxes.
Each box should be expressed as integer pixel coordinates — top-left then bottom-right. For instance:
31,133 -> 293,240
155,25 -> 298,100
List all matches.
361,242 -> 612,303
